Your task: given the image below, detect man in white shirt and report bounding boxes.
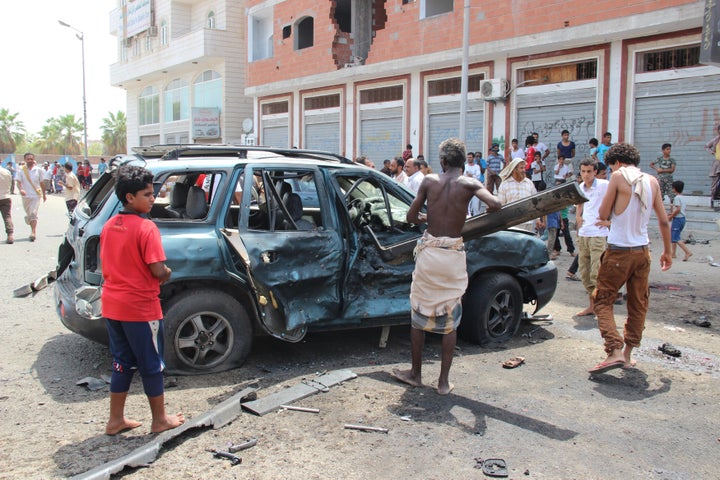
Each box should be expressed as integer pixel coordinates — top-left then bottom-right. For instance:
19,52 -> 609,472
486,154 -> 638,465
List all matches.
553,155 -> 573,185
390,156 -> 408,186
574,158 -> 609,316
533,132 -> 550,163
404,158 -> 424,193
463,152 -> 482,215
15,153 -> 46,242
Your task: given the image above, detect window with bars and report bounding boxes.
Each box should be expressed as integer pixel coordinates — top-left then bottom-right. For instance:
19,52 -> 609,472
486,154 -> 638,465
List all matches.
359,85 -> 403,104
428,74 -> 484,96
520,59 -> 597,85
638,46 -> 700,72
262,101 -> 289,115
305,94 -> 340,110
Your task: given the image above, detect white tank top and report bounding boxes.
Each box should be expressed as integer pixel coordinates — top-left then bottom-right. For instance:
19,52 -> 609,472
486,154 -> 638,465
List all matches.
607,175 -> 652,247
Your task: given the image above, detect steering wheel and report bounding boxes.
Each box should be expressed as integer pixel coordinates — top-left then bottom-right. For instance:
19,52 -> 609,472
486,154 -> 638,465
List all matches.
347,198 -> 367,228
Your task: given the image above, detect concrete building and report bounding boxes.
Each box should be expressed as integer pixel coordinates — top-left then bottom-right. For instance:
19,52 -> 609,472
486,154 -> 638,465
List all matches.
110,0 -> 253,149
244,0 -> 720,199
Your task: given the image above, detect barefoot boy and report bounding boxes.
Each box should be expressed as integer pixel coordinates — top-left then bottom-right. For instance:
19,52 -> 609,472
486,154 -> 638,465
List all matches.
589,143 -> 672,374
100,165 -> 185,435
667,180 -> 693,262
392,138 -> 501,394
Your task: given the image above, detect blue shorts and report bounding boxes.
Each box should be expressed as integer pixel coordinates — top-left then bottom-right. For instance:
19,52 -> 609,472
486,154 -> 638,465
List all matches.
671,216 -> 685,243
106,319 -> 165,377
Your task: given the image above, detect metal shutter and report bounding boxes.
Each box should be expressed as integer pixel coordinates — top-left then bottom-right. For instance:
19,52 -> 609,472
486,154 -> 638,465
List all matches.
304,112 -> 341,154
359,106 -> 403,165
634,75 -> 720,195
427,100 -> 484,172
261,116 -> 289,148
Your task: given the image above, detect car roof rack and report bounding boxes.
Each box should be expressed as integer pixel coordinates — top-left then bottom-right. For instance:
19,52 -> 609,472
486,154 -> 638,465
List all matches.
131,144 -> 354,164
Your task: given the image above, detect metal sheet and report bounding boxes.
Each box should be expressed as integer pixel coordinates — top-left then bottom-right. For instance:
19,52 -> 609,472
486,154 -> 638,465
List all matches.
305,115 -> 341,154
359,107 -> 402,165
427,99 -> 484,172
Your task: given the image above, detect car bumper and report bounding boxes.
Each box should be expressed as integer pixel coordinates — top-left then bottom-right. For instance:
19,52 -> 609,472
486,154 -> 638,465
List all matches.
54,274 -> 109,345
517,261 -> 558,313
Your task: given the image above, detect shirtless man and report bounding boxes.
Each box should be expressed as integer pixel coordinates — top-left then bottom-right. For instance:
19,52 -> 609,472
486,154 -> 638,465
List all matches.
392,138 -> 501,394
589,143 -> 672,374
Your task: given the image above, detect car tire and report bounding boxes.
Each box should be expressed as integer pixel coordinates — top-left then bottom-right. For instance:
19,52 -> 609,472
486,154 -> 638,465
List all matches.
163,289 -> 253,375
460,272 -> 522,345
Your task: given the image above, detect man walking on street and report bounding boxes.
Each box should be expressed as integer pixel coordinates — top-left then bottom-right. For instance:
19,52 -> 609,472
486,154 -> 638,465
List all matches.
589,143 -> 672,374
0,163 -> 14,244
392,138 -> 500,395
15,152 -> 46,242
486,143 -> 504,195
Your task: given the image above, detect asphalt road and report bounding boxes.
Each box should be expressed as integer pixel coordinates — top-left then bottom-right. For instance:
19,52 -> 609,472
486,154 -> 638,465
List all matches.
1,192 -> 719,479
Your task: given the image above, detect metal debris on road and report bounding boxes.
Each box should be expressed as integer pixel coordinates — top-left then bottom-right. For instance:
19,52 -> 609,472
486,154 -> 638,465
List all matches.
280,405 -> 320,413
344,424 -> 389,434
207,449 -> 242,466
228,438 -> 257,453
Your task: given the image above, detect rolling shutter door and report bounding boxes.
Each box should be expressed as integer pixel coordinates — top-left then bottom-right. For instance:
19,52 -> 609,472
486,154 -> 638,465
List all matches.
634,75 -> 720,195
304,112 -> 341,154
427,100 -> 484,173
359,106 -> 403,165
261,116 -> 289,148
516,87 -> 596,172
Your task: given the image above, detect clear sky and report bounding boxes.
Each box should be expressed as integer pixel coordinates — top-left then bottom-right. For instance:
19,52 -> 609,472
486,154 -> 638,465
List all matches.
0,0 -> 126,140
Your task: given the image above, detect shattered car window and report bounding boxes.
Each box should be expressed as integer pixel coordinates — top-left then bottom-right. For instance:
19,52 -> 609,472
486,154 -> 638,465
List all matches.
151,172 -> 221,221
248,169 -> 322,231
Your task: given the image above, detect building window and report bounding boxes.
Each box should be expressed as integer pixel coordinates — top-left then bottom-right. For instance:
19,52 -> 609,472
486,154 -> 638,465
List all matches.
261,101 -> 289,115
282,25 -> 291,39
145,34 -> 153,52
422,0 -> 453,18
132,37 -> 141,57
160,20 -> 168,46
164,78 -> 190,122
428,74 -> 485,96
638,45 -> 700,72
305,94 -> 340,110
520,59 -> 598,86
249,11 -> 273,61
193,70 -> 222,109
139,86 -> 159,126
207,11 -> 216,29
360,85 -> 403,104
295,17 -> 314,50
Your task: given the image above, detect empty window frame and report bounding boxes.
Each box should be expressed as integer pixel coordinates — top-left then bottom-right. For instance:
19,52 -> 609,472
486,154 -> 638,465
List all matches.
207,11 -> 216,29
637,45 -> 700,72
249,11 -> 273,61
296,17 -> 314,50
519,59 -> 597,85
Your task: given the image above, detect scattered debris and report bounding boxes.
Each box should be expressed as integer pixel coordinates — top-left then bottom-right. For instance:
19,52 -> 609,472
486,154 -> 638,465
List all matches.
344,424 -> 389,434
502,357 -> 525,369
207,449 -> 242,466
76,377 -> 108,391
658,343 -> 682,358
243,369 -> 356,416
474,458 -> 509,477
399,415 -> 412,422
280,405 -> 319,414
685,317 -> 712,328
228,438 -> 257,453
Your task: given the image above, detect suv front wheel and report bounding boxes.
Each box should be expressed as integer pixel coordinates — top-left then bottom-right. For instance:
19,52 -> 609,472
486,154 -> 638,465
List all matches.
460,272 -> 522,345
163,289 -> 252,374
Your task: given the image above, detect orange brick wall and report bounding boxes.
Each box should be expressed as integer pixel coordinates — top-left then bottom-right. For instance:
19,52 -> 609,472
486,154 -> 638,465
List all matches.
247,0 -> 697,86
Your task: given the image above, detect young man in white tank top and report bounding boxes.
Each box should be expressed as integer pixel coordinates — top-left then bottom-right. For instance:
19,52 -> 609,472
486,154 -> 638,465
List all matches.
588,143 -> 672,374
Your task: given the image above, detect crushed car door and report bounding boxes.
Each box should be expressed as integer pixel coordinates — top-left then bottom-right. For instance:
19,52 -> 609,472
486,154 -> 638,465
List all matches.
228,167 -> 344,335
333,172 -> 424,322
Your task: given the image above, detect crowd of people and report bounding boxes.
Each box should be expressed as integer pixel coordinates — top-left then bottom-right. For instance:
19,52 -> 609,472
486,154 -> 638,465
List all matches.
0,156 -> 107,244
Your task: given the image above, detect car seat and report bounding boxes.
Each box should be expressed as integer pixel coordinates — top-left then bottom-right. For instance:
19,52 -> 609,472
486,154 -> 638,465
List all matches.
285,193 -> 314,230
165,183 -> 189,218
185,186 -> 209,219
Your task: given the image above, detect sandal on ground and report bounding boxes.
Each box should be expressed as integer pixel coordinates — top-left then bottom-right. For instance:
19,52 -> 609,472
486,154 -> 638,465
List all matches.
565,272 -> 580,281
502,357 -> 525,369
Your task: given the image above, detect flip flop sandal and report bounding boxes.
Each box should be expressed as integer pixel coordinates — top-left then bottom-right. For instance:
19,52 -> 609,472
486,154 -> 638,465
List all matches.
502,357 -> 525,369
481,459 -> 508,477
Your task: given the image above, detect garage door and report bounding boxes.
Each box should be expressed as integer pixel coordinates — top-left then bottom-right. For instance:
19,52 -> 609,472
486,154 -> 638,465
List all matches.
359,106 -> 403,166
261,116 -> 289,148
427,99 -> 484,172
516,87 -> 596,173
634,75 -> 720,195
304,111 -> 341,154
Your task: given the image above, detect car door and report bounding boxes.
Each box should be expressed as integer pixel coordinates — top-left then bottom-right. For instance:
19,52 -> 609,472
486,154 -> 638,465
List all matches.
332,171 -> 424,323
225,165 -> 344,336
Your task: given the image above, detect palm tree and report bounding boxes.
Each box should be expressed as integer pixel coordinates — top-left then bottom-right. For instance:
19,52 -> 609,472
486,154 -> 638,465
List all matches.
101,111 -> 127,155
55,114 -> 84,155
0,108 -> 26,153
36,119 -> 62,154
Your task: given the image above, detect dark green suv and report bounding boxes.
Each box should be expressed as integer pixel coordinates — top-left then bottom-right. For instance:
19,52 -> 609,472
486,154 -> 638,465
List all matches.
54,146 -> 577,374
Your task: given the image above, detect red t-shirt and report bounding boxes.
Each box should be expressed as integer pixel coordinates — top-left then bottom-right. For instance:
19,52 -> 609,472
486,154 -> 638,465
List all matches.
100,213 -> 166,321
525,146 -> 536,171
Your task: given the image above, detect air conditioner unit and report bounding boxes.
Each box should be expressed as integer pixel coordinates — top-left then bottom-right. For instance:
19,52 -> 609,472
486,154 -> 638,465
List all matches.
125,37 -> 133,47
480,79 -> 507,99
148,26 -> 158,37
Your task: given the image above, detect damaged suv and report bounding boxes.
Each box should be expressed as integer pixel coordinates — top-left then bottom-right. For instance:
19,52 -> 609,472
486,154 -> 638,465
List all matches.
55,146 -> 579,374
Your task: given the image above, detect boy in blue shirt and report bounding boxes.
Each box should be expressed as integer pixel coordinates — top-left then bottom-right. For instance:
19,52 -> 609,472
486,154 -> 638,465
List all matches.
667,180 -> 692,261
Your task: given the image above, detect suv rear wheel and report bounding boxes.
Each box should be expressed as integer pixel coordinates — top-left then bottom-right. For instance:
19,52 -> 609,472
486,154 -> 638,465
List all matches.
163,289 -> 252,374
460,272 -> 522,345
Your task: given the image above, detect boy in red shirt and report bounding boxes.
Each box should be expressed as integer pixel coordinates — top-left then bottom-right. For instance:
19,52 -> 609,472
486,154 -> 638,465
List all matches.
100,165 -> 185,435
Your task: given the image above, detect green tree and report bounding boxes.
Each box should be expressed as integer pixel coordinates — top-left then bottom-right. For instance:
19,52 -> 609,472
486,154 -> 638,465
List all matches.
0,108 -> 26,153
36,118 -> 62,154
101,111 -> 127,155
55,114 -> 84,155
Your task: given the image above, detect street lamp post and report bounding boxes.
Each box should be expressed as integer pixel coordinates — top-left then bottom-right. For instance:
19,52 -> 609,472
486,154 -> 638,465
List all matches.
58,20 -> 89,161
